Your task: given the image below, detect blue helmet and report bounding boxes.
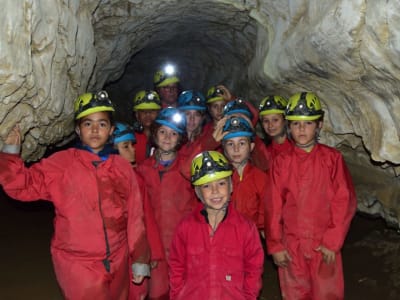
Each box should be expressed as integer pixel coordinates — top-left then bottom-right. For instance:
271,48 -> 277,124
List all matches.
178,90 -> 206,111
155,107 -> 187,134
222,117 -> 254,141
223,98 -> 253,120
112,122 -> 136,144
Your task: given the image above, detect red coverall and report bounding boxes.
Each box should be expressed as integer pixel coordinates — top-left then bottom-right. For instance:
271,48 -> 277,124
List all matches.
129,174 -> 164,300
265,144 -> 357,300
136,155 -> 198,299
231,163 -> 267,230
0,149 -> 149,300
169,202 -> 264,300
135,132 -> 152,164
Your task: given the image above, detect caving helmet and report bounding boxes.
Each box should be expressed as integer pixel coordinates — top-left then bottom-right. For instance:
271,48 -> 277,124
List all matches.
153,64 -> 180,88
112,122 -> 136,145
206,86 -> 225,104
133,90 -> 161,111
74,90 -> 115,120
259,95 -> 288,116
178,90 -> 207,111
285,92 -> 324,121
191,151 -> 233,186
223,98 -> 253,120
154,107 -> 186,134
222,116 -> 254,141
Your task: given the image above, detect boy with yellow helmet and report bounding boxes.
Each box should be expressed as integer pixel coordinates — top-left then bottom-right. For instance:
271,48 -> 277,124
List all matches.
169,150 -> 264,299
0,91 -> 150,299
265,91 -> 357,299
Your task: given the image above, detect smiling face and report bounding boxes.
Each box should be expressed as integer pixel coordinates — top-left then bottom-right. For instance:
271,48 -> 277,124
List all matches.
196,177 -> 231,211
76,111 -> 114,153
261,113 -> 286,138
289,120 -> 322,151
155,125 -> 180,152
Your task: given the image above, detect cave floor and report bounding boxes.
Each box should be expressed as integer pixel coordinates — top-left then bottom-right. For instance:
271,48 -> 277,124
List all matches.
0,190 -> 399,300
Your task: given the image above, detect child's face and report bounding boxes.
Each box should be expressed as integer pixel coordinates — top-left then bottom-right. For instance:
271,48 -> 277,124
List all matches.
77,112 -> 114,154
261,113 -> 286,137
223,136 -> 254,166
289,120 -> 321,150
184,110 -> 204,133
136,110 -> 159,129
116,141 -> 135,163
198,178 -> 231,211
208,101 -> 225,122
155,125 -> 180,152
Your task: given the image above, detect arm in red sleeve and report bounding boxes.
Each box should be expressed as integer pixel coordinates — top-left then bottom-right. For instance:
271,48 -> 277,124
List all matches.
168,224 -> 187,300
243,222 -> 264,299
265,158 -> 285,254
321,154 -> 357,252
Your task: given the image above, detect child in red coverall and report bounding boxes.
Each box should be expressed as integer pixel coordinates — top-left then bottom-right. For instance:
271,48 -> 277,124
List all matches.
136,107 -> 198,300
169,151 -> 264,300
112,122 -> 164,300
258,95 -> 293,160
214,116 -> 267,235
265,92 -> 357,300
0,91 -> 150,300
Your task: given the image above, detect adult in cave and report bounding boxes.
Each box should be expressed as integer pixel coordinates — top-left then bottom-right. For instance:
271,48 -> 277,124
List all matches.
153,64 -> 181,108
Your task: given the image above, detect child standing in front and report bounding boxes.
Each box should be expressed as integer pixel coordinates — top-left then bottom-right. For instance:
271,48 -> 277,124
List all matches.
0,91 -> 150,299
265,92 -> 357,300
169,150 -> 264,300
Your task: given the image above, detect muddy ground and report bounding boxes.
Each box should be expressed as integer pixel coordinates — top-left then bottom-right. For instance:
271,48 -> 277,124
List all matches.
0,189 -> 399,300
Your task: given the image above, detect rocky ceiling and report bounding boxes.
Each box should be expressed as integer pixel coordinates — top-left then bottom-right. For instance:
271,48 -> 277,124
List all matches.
0,0 -> 399,226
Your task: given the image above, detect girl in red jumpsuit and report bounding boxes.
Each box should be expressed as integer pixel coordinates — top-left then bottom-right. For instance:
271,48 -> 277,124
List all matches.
169,151 -> 264,299
112,122 -> 164,300
265,92 -> 357,300
0,91 -> 150,300
132,90 -> 161,164
136,107 -> 198,300
258,95 -> 293,160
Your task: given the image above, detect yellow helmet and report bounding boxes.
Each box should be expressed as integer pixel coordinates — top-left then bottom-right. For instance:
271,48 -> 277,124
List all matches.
206,86 -> 225,104
285,92 -> 324,121
259,95 -> 288,116
74,90 -> 115,120
133,90 -> 161,111
191,151 -> 232,186
153,64 -> 180,88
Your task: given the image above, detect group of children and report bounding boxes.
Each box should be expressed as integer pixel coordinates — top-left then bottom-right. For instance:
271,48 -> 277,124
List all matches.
0,67 -> 357,300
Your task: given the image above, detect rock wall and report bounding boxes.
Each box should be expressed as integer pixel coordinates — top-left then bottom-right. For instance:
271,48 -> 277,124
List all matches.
0,0 -> 399,225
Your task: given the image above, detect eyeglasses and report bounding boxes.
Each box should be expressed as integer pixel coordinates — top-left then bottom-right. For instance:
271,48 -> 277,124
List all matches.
160,85 -> 178,92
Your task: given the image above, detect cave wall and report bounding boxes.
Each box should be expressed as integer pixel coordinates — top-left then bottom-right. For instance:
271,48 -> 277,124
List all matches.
0,0 -> 399,225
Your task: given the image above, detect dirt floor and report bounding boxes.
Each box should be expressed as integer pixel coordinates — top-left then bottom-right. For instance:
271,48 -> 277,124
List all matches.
0,188 -> 399,300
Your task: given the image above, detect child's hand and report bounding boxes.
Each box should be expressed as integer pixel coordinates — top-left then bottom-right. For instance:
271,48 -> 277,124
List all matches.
315,245 -> 335,264
132,274 -> 145,284
212,117 -> 229,142
5,124 -> 21,145
272,250 -> 292,268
